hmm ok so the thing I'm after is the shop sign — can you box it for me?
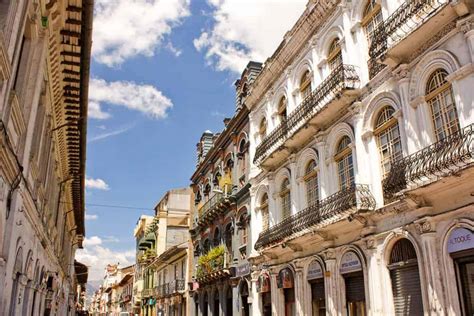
[277,268,294,289]
[257,274,271,293]
[307,260,323,280]
[447,228,474,254]
[340,251,362,274]
[236,263,250,277]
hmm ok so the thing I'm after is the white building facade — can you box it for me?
[0,0,92,315]
[245,1,474,316]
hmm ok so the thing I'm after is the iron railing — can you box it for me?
[254,184,376,250]
[154,279,185,298]
[369,0,447,61]
[195,187,233,227]
[254,64,359,165]
[383,124,474,199]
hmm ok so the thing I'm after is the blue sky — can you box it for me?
[76,0,307,282]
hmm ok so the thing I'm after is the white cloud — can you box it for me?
[85,214,98,221]
[85,177,110,191]
[89,78,173,120]
[93,0,190,66]
[88,101,111,120]
[83,236,103,246]
[88,125,133,143]
[76,238,135,281]
[165,42,183,57]
[194,0,307,73]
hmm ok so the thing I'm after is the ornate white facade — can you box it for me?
[244,1,474,316]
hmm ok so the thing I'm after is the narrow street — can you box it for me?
[1,0,474,315]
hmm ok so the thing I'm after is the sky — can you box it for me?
[76,0,308,284]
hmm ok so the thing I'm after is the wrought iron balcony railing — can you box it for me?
[153,279,185,298]
[254,64,359,165]
[254,184,376,250]
[383,123,474,200]
[369,0,448,61]
[195,188,233,227]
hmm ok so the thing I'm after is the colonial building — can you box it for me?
[133,215,155,314]
[189,61,261,316]
[244,0,474,316]
[0,0,92,314]
[136,188,191,316]
[151,242,189,316]
[115,265,135,315]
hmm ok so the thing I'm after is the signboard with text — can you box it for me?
[340,251,362,274]
[307,260,324,280]
[447,228,474,254]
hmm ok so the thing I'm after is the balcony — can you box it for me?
[369,0,465,69]
[155,279,185,298]
[383,123,474,200]
[254,185,376,250]
[254,64,360,167]
[195,189,233,228]
[196,245,232,284]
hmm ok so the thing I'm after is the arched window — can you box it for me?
[374,106,403,178]
[213,228,221,247]
[304,160,319,206]
[426,69,460,141]
[335,136,354,190]
[280,178,291,220]
[203,239,210,254]
[278,96,288,120]
[259,117,267,139]
[362,0,383,43]
[328,38,343,71]
[260,193,269,231]
[300,70,312,100]
[389,239,423,315]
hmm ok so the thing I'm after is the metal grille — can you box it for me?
[427,69,460,141]
[305,160,319,207]
[383,123,474,200]
[389,239,417,265]
[375,107,403,178]
[390,265,423,316]
[254,64,359,165]
[255,185,375,250]
[336,137,355,190]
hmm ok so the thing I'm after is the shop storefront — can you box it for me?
[388,239,423,315]
[448,227,474,315]
[307,260,325,316]
[257,273,271,316]
[278,268,295,316]
[340,252,365,316]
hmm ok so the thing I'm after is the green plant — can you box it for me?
[196,245,225,278]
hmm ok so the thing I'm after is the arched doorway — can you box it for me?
[257,273,271,316]
[213,289,220,316]
[388,238,423,315]
[202,292,208,316]
[447,227,474,315]
[307,260,325,316]
[10,247,23,315]
[225,286,233,316]
[278,268,295,316]
[240,281,250,316]
[340,251,366,316]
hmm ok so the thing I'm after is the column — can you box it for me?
[288,154,299,215]
[294,266,305,316]
[250,271,260,316]
[323,249,340,316]
[416,219,446,315]
[364,239,385,316]
[395,64,422,154]
[314,137,328,199]
[270,272,283,315]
